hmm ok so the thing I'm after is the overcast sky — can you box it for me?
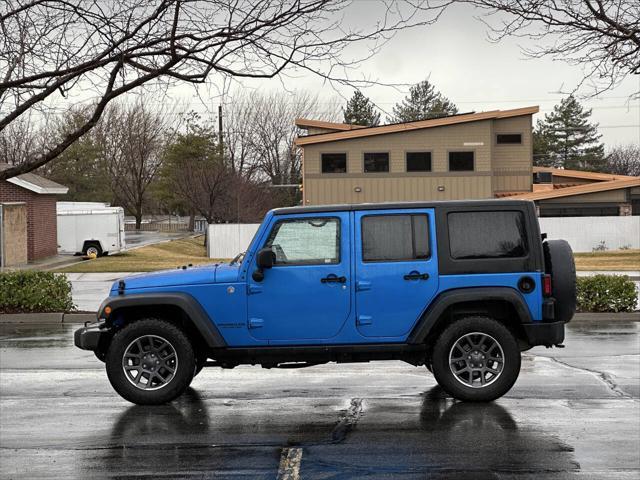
[169,3,639,148]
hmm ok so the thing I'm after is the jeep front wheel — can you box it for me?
[105,319,195,405]
[431,316,521,402]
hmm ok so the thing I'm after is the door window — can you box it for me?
[265,217,340,265]
[361,214,430,262]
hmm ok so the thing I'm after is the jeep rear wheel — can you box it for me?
[106,319,195,405]
[431,316,520,402]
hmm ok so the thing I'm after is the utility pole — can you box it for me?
[218,105,223,157]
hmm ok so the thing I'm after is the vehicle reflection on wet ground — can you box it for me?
[0,319,638,479]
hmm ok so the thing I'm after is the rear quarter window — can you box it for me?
[448,211,528,259]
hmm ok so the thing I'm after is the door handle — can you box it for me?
[404,272,430,281]
[321,275,347,284]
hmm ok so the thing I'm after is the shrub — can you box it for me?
[0,271,75,313]
[577,275,638,313]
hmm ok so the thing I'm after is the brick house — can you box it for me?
[0,164,68,261]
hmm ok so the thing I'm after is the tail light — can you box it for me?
[543,274,552,296]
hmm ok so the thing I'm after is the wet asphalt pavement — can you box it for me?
[0,320,638,479]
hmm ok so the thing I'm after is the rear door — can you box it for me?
[354,209,439,338]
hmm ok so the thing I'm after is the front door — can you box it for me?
[247,212,351,342]
[354,209,439,338]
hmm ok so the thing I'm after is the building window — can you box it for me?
[321,153,347,173]
[406,152,432,172]
[448,151,474,171]
[361,214,430,262]
[448,211,527,259]
[364,152,389,173]
[496,133,522,144]
[265,217,340,265]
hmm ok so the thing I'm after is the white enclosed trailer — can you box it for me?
[57,202,126,256]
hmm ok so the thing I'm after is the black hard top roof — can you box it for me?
[273,199,534,215]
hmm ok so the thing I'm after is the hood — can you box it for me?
[110,263,238,293]
[214,263,242,283]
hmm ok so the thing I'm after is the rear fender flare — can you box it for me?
[98,292,226,348]
[408,287,533,344]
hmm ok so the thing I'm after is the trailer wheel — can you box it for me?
[83,241,103,257]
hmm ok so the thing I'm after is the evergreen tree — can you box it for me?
[390,79,458,123]
[533,95,605,171]
[343,91,380,126]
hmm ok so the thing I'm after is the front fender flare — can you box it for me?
[98,292,226,348]
[408,287,533,344]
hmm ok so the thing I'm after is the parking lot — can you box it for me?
[0,318,638,479]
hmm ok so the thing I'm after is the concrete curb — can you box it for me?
[574,312,640,321]
[0,313,64,323]
[0,312,96,324]
[63,313,97,324]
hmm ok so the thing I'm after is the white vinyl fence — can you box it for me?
[538,216,640,253]
[207,216,640,258]
[208,223,260,259]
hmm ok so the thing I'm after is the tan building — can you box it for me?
[504,167,640,216]
[295,107,640,216]
[295,107,538,205]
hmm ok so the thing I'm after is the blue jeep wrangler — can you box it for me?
[75,200,576,405]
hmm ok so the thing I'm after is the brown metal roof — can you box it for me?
[294,119,367,131]
[494,191,529,198]
[503,177,640,201]
[295,106,540,145]
[532,166,636,181]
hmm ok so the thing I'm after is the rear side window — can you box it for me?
[448,211,527,259]
[265,217,340,265]
[362,214,430,262]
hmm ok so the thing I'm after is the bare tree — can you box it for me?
[96,100,174,228]
[604,145,640,176]
[250,90,337,184]
[0,0,449,180]
[0,115,47,166]
[457,1,640,97]
[224,95,261,181]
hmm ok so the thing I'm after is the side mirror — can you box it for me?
[256,247,274,269]
[252,247,274,282]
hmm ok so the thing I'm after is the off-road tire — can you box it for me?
[431,316,521,402]
[106,318,195,405]
[193,352,208,378]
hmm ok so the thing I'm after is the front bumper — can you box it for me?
[74,322,110,351]
[522,320,565,347]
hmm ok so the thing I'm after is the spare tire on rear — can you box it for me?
[543,239,576,323]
